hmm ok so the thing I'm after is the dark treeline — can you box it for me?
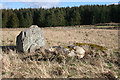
[2,5,120,28]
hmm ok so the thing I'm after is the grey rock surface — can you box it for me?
[73,46,85,58]
[16,25,45,53]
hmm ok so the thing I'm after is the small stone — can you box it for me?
[48,47,56,52]
[82,45,92,54]
[68,50,76,57]
[73,46,85,58]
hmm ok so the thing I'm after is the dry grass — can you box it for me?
[0,27,119,78]
[0,27,118,50]
[1,47,120,78]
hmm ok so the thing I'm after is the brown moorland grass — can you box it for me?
[0,27,118,49]
[1,46,120,78]
[0,26,119,78]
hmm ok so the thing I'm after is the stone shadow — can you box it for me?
[0,46,16,52]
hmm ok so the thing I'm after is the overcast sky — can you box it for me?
[0,0,119,9]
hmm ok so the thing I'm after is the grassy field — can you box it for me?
[0,26,120,78]
[1,27,118,49]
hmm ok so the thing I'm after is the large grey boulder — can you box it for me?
[16,25,45,53]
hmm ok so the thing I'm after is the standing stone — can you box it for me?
[16,25,45,53]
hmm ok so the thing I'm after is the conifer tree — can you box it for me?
[36,8,45,27]
[56,8,65,26]
[2,10,8,28]
[70,8,81,25]
[7,13,19,28]
[24,12,33,27]
[46,9,57,27]
[17,12,26,28]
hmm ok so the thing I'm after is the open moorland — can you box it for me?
[0,26,120,78]
[1,26,118,49]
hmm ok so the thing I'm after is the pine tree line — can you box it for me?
[2,5,120,28]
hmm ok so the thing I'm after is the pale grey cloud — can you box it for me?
[1,0,60,2]
[26,2,60,8]
[0,0,60,9]
[1,0,119,2]
[0,3,8,9]
[0,4,3,9]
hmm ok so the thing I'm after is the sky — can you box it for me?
[0,0,119,9]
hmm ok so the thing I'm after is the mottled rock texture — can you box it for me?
[16,25,45,53]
